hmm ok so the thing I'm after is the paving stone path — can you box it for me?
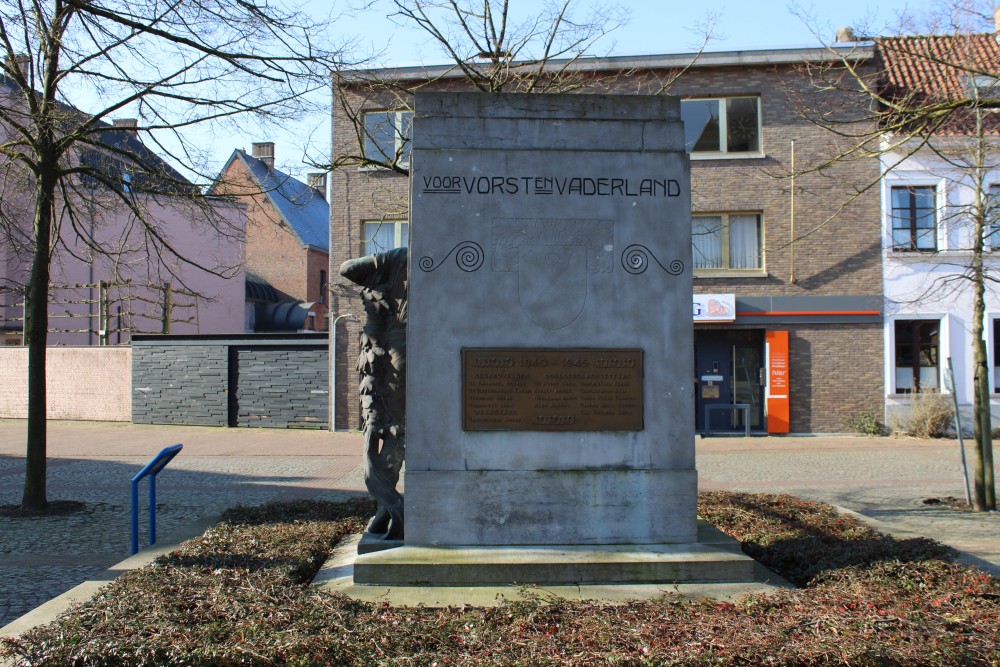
[0,421,366,627]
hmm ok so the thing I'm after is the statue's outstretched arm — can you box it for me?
[340,254,380,287]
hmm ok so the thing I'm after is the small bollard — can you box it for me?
[131,444,183,555]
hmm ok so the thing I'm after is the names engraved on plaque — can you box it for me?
[462,348,643,431]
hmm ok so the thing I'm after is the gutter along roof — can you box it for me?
[339,44,875,82]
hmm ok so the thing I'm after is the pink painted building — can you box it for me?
[0,93,246,345]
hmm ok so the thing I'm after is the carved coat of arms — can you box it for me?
[492,219,613,330]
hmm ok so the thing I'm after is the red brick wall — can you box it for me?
[304,247,329,330]
[218,158,329,306]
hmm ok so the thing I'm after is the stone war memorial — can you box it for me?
[342,92,760,595]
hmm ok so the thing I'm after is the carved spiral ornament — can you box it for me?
[622,245,650,274]
[621,244,684,276]
[419,241,484,273]
[456,242,484,272]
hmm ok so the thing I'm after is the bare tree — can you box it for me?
[792,5,998,510]
[330,0,635,174]
[0,0,350,512]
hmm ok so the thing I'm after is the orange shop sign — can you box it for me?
[765,330,790,434]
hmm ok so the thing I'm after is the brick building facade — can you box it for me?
[329,45,884,433]
[214,142,330,330]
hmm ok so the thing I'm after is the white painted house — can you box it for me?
[876,32,1000,430]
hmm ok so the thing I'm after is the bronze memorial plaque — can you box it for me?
[462,348,643,431]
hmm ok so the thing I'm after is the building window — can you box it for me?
[692,213,761,271]
[681,97,760,155]
[364,220,409,255]
[319,270,327,305]
[987,184,1000,250]
[891,185,937,252]
[363,110,412,167]
[994,318,1000,392]
[894,319,939,393]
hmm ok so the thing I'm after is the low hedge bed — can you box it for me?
[2,493,998,666]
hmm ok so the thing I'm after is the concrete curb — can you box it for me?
[0,513,221,640]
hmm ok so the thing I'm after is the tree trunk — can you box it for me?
[970,102,997,512]
[972,331,992,511]
[21,173,55,511]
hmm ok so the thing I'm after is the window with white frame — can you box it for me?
[681,97,760,155]
[363,110,413,166]
[986,184,1000,250]
[364,220,409,255]
[894,319,940,393]
[890,185,937,252]
[692,213,762,272]
[994,318,1000,392]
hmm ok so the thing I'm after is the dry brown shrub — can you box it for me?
[897,389,954,438]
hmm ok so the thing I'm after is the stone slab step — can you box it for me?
[353,541,756,585]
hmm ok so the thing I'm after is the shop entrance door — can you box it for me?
[694,330,765,433]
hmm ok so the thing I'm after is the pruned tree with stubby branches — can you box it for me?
[0,0,352,513]
[790,3,999,510]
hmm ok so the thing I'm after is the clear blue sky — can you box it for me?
[209,0,942,179]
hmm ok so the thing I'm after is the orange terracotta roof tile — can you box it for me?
[875,33,1000,134]
[877,33,1000,101]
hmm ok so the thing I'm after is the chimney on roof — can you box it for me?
[307,172,327,200]
[252,141,275,172]
[835,27,857,43]
[113,118,138,134]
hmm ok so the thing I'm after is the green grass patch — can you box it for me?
[2,493,998,666]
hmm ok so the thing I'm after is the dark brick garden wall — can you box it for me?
[132,333,329,428]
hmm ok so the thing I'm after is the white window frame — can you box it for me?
[362,110,412,168]
[990,313,1000,395]
[363,219,409,255]
[681,96,763,159]
[692,212,764,277]
[986,183,1000,251]
[889,316,943,394]
[885,180,943,253]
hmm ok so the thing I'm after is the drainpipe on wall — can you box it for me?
[789,139,796,285]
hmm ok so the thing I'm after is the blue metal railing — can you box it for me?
[131,444,183,555]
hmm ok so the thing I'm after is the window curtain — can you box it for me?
[728,214,760,269]
[692,216,722,269]
[364,222,395,255]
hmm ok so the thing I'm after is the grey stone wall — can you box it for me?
[132,343,229,426]
[234,347,329,427]
[132,334,328,428]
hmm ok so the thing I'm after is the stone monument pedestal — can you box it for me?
[333,92,763,597]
